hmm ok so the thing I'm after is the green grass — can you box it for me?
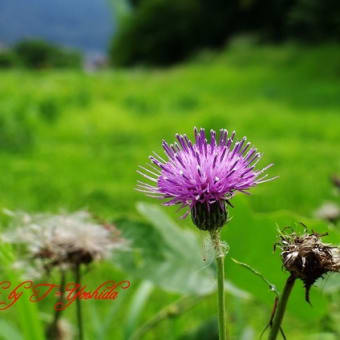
[1,43,340,217]
[0,42,340,339]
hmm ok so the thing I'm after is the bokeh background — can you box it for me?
[0,1,340,339]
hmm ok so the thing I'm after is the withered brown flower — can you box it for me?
[275,227,340,302]
[2,210,128,277]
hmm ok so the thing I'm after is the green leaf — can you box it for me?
[0,242,45,340]
[124,280,154,338]
[113,202,248,297]
[0,319,23,340]
[89,283,129,340]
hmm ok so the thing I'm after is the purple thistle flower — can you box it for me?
[137,127,277,230]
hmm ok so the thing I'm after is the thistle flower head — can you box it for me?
[3,210,127,276]
[137,127,276,229]
[276,228,340,302]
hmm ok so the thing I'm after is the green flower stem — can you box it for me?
[75,264,84,340]
[268,275,296,340]
[210,229,227,340]
[46,269,66,339]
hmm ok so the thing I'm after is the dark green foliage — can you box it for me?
[0,50,18,68]
[13,39,82,69]
[238,0,296,41]
[110,0,202,66]
[180,318,219,340]
[38,97,60,122]
[111,0,340,66]
[110,0,297,66]
[128,0,143,7]
[288,0,340,41]
[52,48,82,68]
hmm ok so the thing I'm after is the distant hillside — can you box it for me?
[0,0,115,54]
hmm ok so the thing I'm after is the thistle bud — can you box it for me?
[276,229,340,302]
[191,201,227,231]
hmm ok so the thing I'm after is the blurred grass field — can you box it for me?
[0,42,340,339]
[1,42,340,217]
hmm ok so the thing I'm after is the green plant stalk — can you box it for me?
[268,275,296,340]
[75,264,84,340]
[210,229,227,340]
[46,269,66,339]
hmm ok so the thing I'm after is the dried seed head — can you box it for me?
[276,228,340,303]
[330,247,340,272]
[2,210,128,276]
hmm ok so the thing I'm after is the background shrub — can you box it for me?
[110,0,201,66]
[288,0,340,41]
[0,50,19,68]
[111,0,340,66]
[13,39,82,69]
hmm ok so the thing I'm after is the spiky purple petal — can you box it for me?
[137,128,276,216]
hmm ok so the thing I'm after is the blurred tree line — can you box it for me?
[0,40,82,69]
[110,0,340,66]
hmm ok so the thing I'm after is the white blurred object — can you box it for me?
[315,202,340,223]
